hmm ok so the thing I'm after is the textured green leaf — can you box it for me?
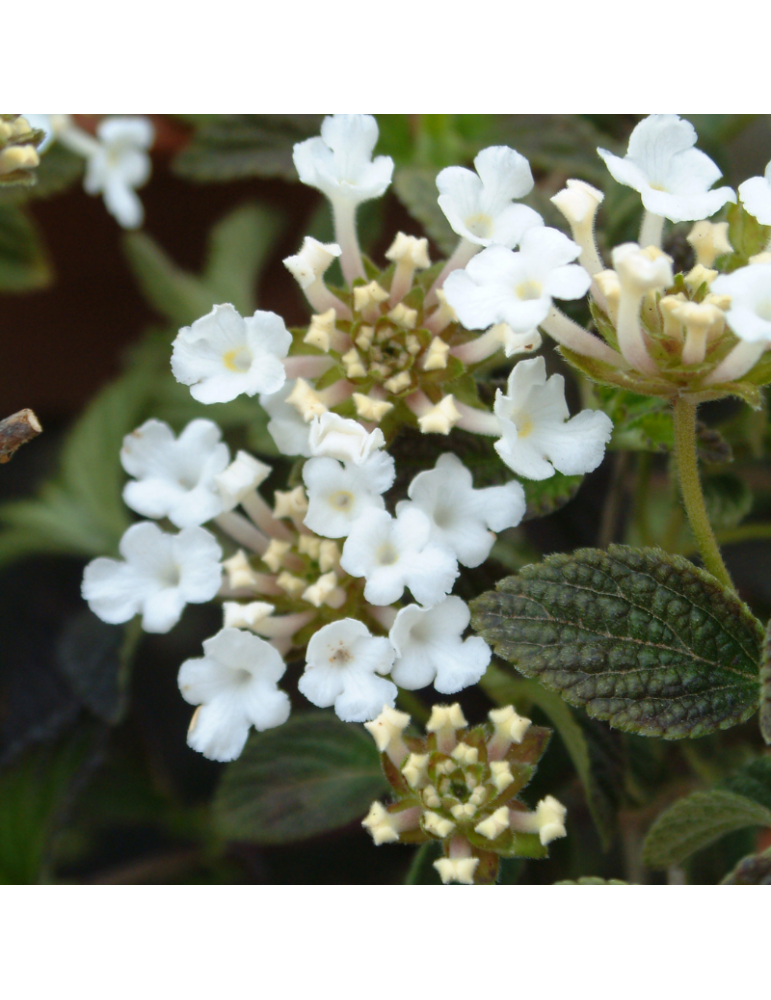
[471,545,763,739]
[55,613,138,724]
[721,847,771,884]
[392,166,457,254]
[173,115,323,182]
[0,203,51,290]
[521,472,584,521]
[722,755,771,812]
[642,789,771,869]
[214,712,387,845]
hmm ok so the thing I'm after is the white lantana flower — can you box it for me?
[340,507,458,607]
[597,114,735,223]
[298,618,396,722]
[303,452,396,538]
[397,452,526,568]
[82,522,222,633]
[436,146,543,248]
[171,303,291,404]
[738,162,771,226]
[179,628,291,762]
[84,116,155,229]
[443,227,591,333]
[260,380,313,457]
[494,356,613,480]
[389,597,491,694]
[712,264,771,343]
[293,114,394,205]
[308,412,385,464]
[121,419,229,527]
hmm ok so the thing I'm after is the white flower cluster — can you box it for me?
[82,113,628,766]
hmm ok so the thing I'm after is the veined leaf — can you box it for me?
[0,203,51,291]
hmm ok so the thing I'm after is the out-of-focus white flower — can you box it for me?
[82,522,222,633]
[179,627,290,762]
[739,162,771,226]
[120,419,229,527]
[293,114,393,205]
[598,115,735,223]
[83,116,154,229]
[389,596,491,694]
[436,146,542,248]
[398,452,525,568]
[308,412,385,464]
[171,303,291,404]
[443,227,591,333]
[712,264,771,343]
[298,618,396,722]
[340,507,458,607]
[303,452,395,538]
[494,357,613,480]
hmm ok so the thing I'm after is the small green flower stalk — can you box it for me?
[362,703,566,884]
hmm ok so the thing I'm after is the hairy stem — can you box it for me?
[672,397,734,590]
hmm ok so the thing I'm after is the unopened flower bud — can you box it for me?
[687,220,732,267]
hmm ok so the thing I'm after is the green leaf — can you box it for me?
[642,789,771,869]
[521,472,584,521]
[173,115,323,182]
[721,200,771,271]
[403,841,441,884]
[761,615,771,745]
[702,473,753,530]
[392,166,457,254]
[214,712,388,845]
[471,545,763,739]
[554,877,628,884]
[204,202,281,315]
[722,755,771,811]
[0,203,51,291]
[721,847,771,884]
[481,664,621,849]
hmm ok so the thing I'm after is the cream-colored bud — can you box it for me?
[422,785,442,810]
[352,393,394,423]
[276,572,306,597]
[386,232,431,269]
[364,705,411,753]
[262,539,292,573]
[427,704,467,734]
[388,303,417,329]
[216,451,272,508]
[435,759,457,776]
[355,325,374,351]
[510,795,567,845]
[342,347,367,379]
[304,308,338,352]
[0,144,39,174]
[286,378,328,422]
[223,600,275,630]
[362,802,401,845]
[273,486,308,519]
[318,540,341,573]
[383,371,413,395]
[489,761,514,793]
[593,269,621,324]
[469,785,488,806]
[402,753,430,790]
[684,264,718,294]
[353,281,389,312]
[423,811,456,839]
[283,237,341,288]
[405,334,422,356]
[451,742,478,766]
[301,571,342,608]
[451,802,477,821]
[659,294,687,339]
[297,535,321,559]
[433,856,478,885]
[551,178,604,225]
[223,550,260,590]
[474,806,510,840]
[613,243,674,295]
[422,337,450,371]
[704,292,732,312]
[489,705,531,745]
[417,394,462,435]
[672,301,725,365]
[687,220,732,267]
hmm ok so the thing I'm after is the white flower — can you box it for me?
[308,412,385,464]
[598,115,735,224]
[398,452,526,568]
[436,145,543,248]
[711,264,771,343]
[443,227,591,333]
[340,507,458,607]
[389,597,491,694]
[171,303,291,404]
[120,419,229,527]
[739,162,771,226]
[303,452,395,538]
[260,380,313,457]
[293,114,393,205]
[494,356,613,480]
[179,628,290,762]
[82,522,222,633]
[298,618,396,722]
[83,116,154,229]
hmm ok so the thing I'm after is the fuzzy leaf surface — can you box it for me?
[214,712,387,845]
[471,545,763,739]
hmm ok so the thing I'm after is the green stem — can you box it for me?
[672,397,734,590]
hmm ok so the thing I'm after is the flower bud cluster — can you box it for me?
[0,115,41,182]
[362,704,567,884]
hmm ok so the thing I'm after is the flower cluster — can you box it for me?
[362,703,567,885]
[82,114,623,776]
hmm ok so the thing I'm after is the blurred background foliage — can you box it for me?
[2,114,771,884]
